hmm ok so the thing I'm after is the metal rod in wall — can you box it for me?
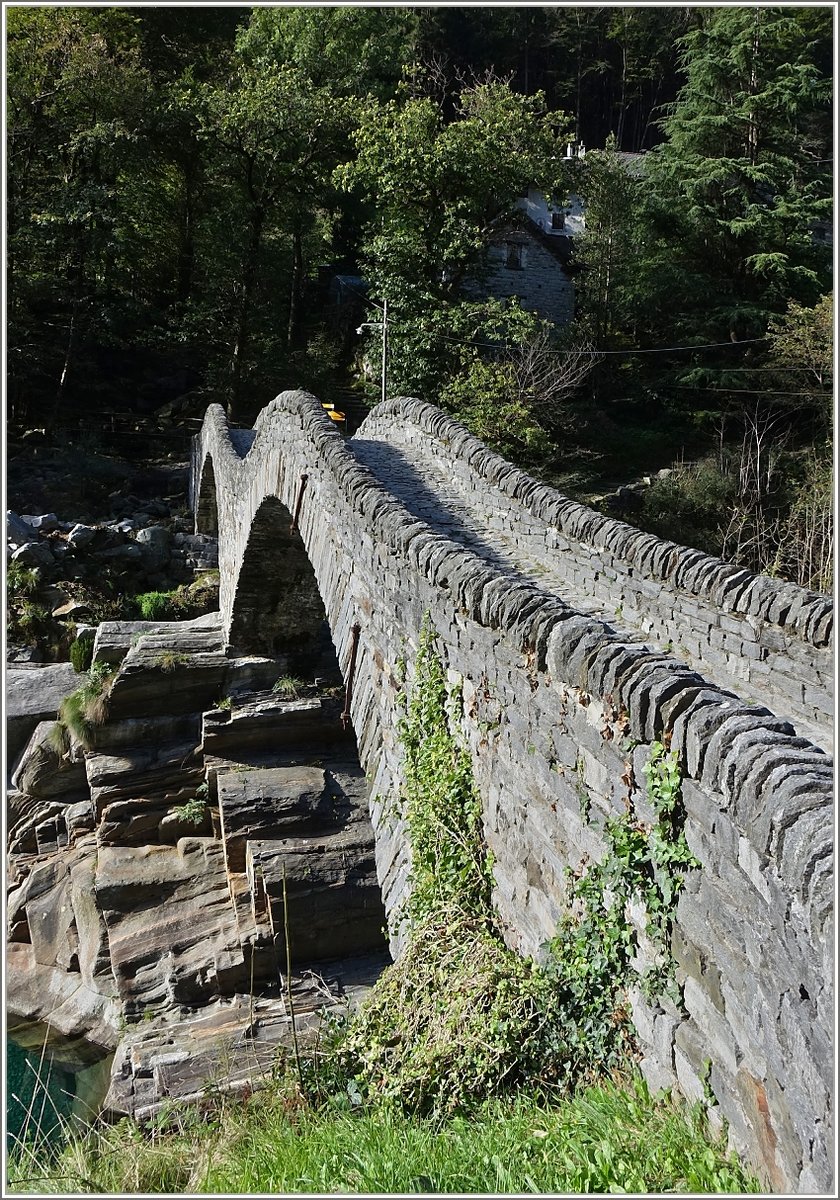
[341,622,362,730]
[289,473,309,533]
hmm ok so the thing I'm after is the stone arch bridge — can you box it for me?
[192,390,833,1193]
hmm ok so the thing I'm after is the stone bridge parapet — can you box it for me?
[192,391,833,1193]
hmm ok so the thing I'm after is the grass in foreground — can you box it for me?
[7,1074,760,1195]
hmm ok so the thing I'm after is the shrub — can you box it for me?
[635,458,736,557]
[6,563,40,598]
[69,630,95,674]
[135,591,180,621]
[58,661,114,748]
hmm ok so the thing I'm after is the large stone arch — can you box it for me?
[228,495,331,666]
[193,391,833,1193]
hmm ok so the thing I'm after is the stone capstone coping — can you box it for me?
[362,396,832,647]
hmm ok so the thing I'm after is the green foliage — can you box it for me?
[69,630,95,674]
[641,6,832,343]
[135,591,182,621]
[772,444,832,595]
[335,619,567,1113]
[272,675,306,699]
[46,720,71,757]
[7,1075,760,1195]
[340,81,571,403]
[171,797,207,824]
[546,742,699,1071]
[6,563,41,599]
[398,621,493,923]
[440,355,553,466]
[573,136,645,345]
[58,661,114,748]
[636,458,737,558]
[7,564,52,648]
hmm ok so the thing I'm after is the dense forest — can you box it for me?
[6,5,834,591]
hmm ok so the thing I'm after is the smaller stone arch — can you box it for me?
[195,456,218,537]
[229,495,331,667]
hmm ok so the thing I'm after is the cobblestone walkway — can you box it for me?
[351,434,826,749]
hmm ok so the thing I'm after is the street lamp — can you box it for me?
[357,299,388,406]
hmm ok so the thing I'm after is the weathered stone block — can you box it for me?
[218,766,332,872]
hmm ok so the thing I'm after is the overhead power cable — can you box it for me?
[344,285,796,359]
[672,386,830,397]
[427,330,769,356]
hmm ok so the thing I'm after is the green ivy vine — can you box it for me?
[336,617,561,1114]
[545,741,699,1077]
[334,620,698,1113]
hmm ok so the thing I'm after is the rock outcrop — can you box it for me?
[6,616,389,1120]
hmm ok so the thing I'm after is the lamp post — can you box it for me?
[357,299,388,405]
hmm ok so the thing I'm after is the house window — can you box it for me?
[506,242,524,270]
[551,211,565,230]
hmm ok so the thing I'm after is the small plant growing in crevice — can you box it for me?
[216,695,233,712]
[154,650,190,673]
[172,797,208,824]
[69,630,95,673]
[47,719,71,758]
[58,660,115,748]
[272,674,306,699]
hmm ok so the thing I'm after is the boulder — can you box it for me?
[52,599,94,619]
[86,739,204,812]
[95,839,250,1007]
[202,696,344,760]
[134,525,171,572]
[6,942,121,1060]
[11,541,54,569]
[138,500,171,519]
[12,720,88,800]
[21,512,59,532]
[103,623,276,721]
[6,662,79,773]
[93,543,144,563]
[67,523,96,549]
[217,766,332,872]
[247,823,386,964]
[7,510,35,546]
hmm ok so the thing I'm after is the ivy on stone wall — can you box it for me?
[544,741,699,1076]
[337,617,562,1113]
[336,620,698,1112]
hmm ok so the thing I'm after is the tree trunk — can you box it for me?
[177,164,196,304]
[229,205,264,423]
[287,218,304,351]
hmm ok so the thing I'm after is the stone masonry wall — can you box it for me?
[192,392,833,1193]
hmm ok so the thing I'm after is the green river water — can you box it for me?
[6,1037,112,1153]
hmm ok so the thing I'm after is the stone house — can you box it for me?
[475,208,579,326]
